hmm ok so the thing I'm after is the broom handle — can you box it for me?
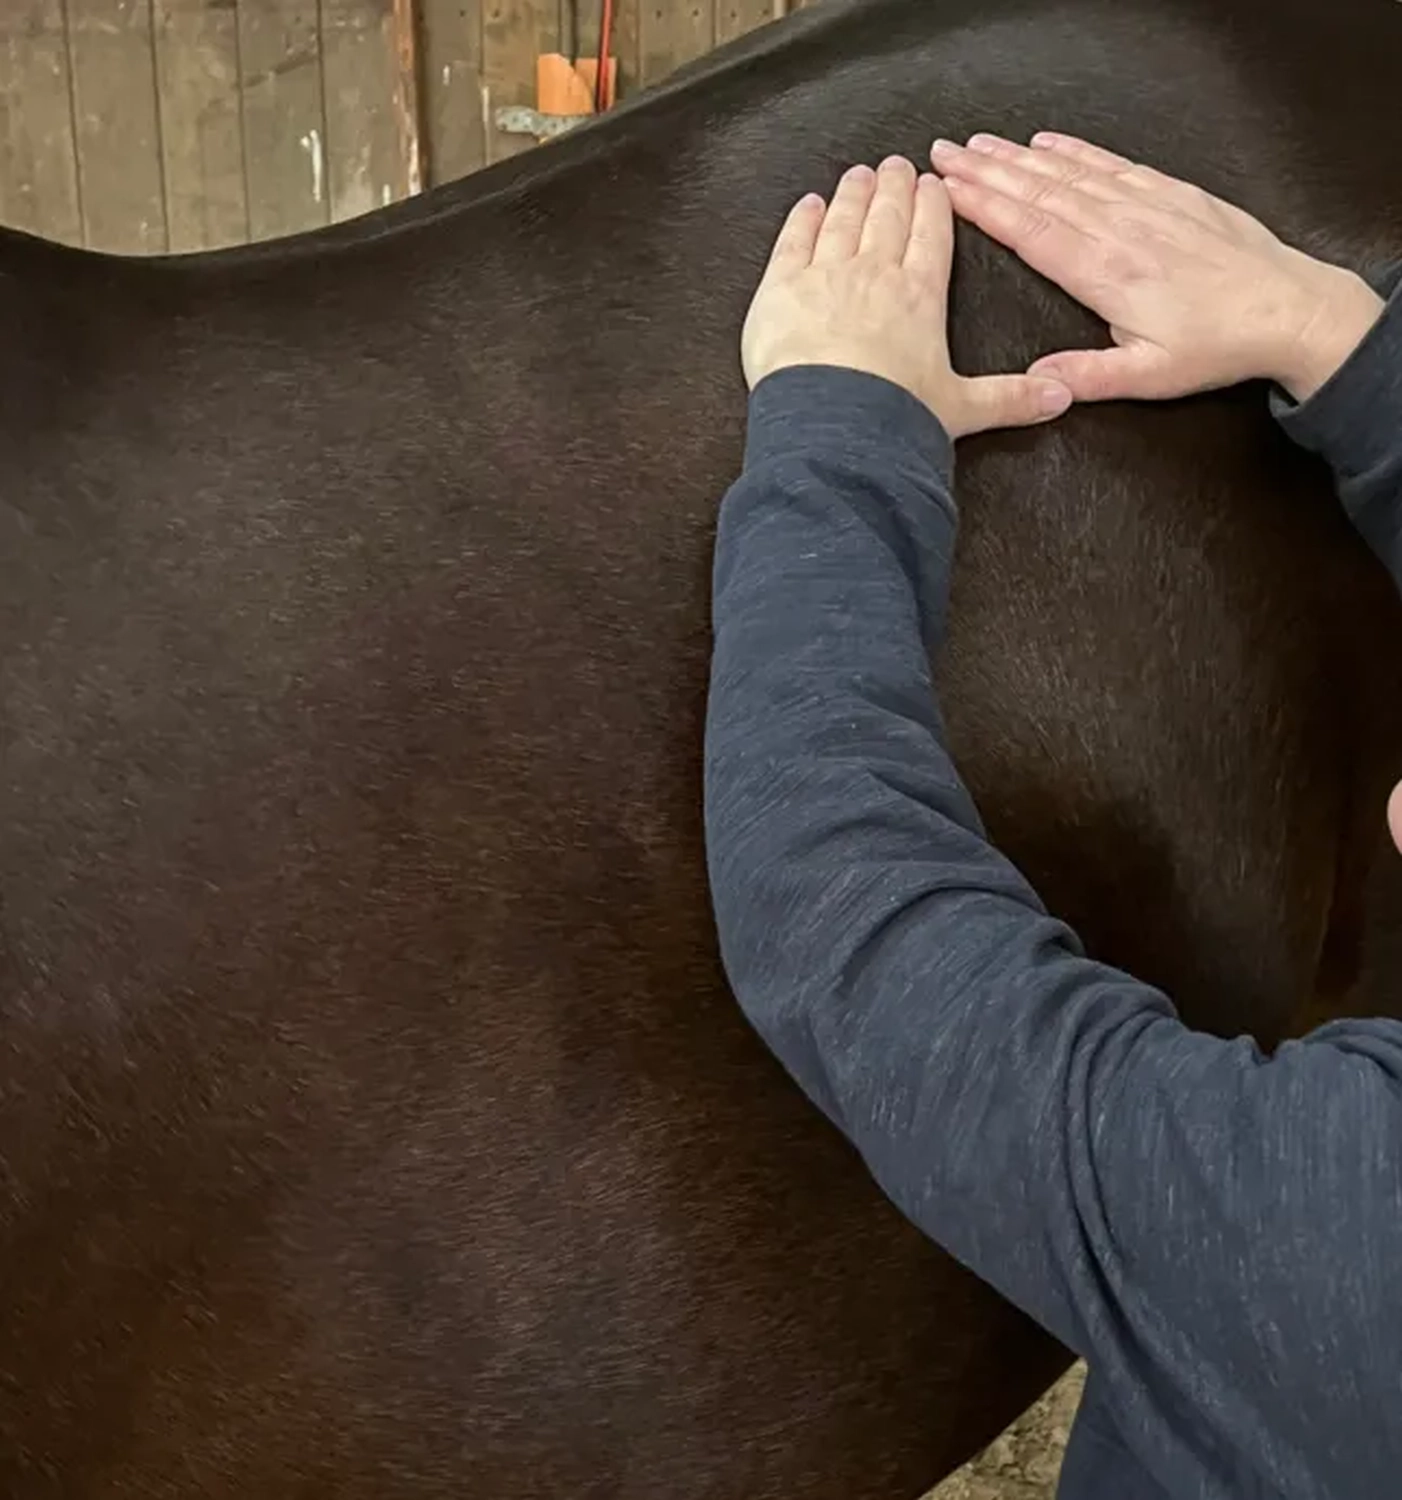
[594,0,615,111]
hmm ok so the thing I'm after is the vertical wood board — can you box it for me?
[153,0,248,251]
[714,0,770,44]
[237,0,328,240]
[322,0,414,222]
[418,0,487,184]
[0,0,82,243]
[640,0,712,87]
[67,0,167,252]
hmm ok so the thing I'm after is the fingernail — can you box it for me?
[1038,381,1073,415]
[1030,132,1058,148]
[879,154,911,172]
[930,138,960,156]
[844,163,876,180]
[966,133,1002,153]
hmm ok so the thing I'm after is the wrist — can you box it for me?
[1274,261,1386,403]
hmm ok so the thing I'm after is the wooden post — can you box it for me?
[391,0,424,198]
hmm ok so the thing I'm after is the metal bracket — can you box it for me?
[493,106,592,140]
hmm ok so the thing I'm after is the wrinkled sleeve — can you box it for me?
[705,360,1402,1496]
[1272,265,1402,583]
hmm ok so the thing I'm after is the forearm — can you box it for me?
[705,365,1180,1351]
[705,365,1402,1491]
[1273,265,1402,584]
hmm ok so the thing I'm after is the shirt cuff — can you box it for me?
[1270,264,1402,473]
[744,365,955,498]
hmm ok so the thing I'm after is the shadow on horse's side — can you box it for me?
[0,0,1399,1493]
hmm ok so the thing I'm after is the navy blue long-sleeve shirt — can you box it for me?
[704,278,1402,1500]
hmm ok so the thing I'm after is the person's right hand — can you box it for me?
[929,131,1385,404]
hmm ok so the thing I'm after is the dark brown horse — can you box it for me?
[1,0,1399,1494]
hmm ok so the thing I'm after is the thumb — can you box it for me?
[1389,782,1402,856]
[1027,340,1174,402]
[949,374,1073,437]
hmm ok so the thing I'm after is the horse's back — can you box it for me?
[0,207,1058,1500]
[1,0,1401,1496]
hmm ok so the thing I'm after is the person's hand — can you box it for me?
[741,156,1073,439]
[929,132,1385,404]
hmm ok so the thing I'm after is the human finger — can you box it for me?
[959,133,1149,207]
[761,192,825,282]
[952,372,1073,438]
[929,139,1127,220]
[902,173,953,280]
[932,138,1118,230]
[813,163,877,264]
[1027,131,1136,173]
[1027,132,1230,224]
[981,132,1283,275]
[939,173,1107,306]
[953,134,1212,233]
[1026,341,1178,403]
[858,156,918,263]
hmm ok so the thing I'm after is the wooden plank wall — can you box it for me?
[0,0,793,253]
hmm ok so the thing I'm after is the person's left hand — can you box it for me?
[741,155,1072,439]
